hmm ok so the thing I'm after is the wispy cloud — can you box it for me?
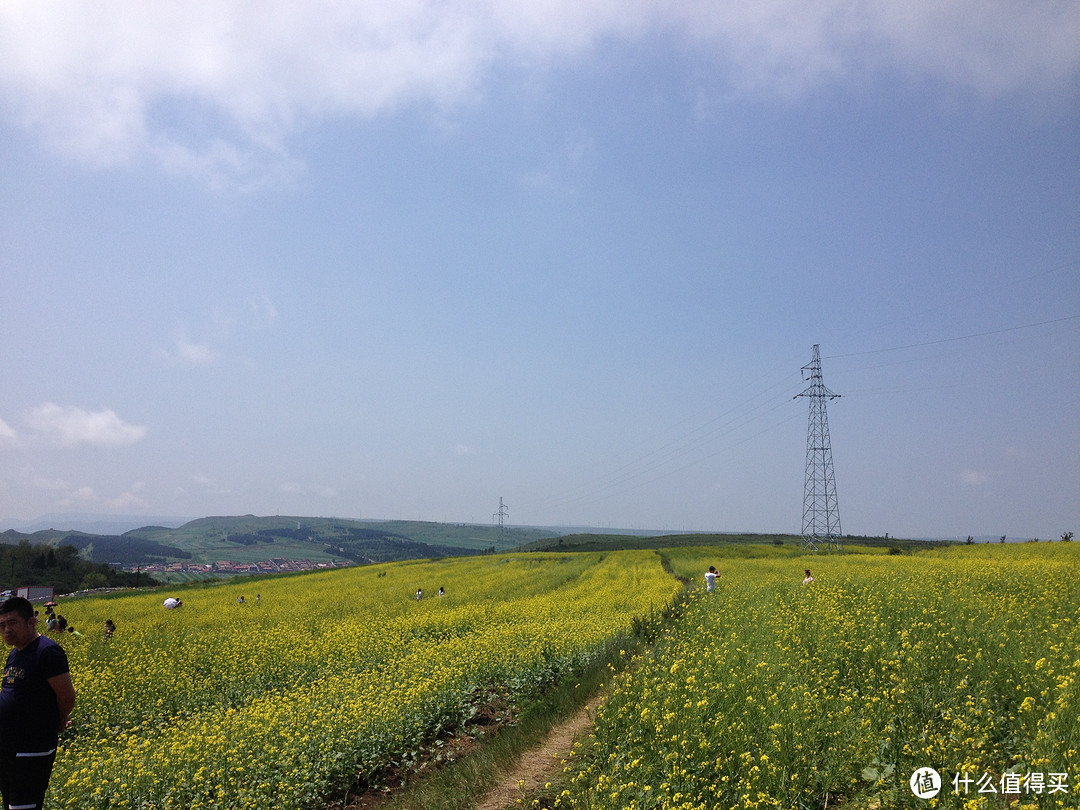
[175,334,218,365]
[105,489,150,511]
[68,486,97,504]
[180,473,232,498]
[960,468,989,486]
[1,1,1075,184]
[164,295,277,365]
[25,403,148,448]
[245,295,279,329]
[279,482,339,499]
[43,479,149,511]
[0,417,16,446]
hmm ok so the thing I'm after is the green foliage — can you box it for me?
[517,532,802,553]
[518,532,945,554]
[0,541,158,593]
[79,572,109,591]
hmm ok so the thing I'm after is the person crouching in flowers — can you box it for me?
[704,566,720,592]
[802,569,814,585]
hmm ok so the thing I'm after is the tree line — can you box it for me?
[0,541,159,594]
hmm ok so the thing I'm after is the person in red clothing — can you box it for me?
[0,597,76,810]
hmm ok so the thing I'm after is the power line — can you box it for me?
[520,401,802,517]
[514,371,804,518]
[511,266,1076,526]
[825,314,1079,360]
[826,259,1080,351]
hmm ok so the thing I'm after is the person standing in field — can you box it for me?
[0,596,76,810]
[704,566,720,592]
[802,569,814,585]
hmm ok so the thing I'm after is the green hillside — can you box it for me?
[125,515,556,559]
[2,516,560,573]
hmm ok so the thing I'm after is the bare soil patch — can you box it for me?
[333,690,602,810]
[473,697,600,810]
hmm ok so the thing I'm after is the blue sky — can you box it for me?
[1,1,1077,539]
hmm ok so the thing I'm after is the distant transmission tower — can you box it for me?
[493,497,509,535]
[795,345,842,552]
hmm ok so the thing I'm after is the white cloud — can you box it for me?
[176,335,218,365]
[185,473,232,496]
[0,417,17,446]
[279,482,340,499]
[168,296,277,364]
[69,486,96,503]
[960,468,989,486]
[246,295,279,329]
[31,473,71,492]
[0,1,1075,184]
[25,403,148,448]
[105,487,149,511]
[39,479,149,511]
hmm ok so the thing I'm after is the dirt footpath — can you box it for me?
[473,698,601,810]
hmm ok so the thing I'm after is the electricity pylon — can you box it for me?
[493,497,509,534]
[795,345,842,552]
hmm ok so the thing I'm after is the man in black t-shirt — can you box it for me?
[0,597,76,810]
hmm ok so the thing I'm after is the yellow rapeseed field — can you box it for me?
[48,550,680,809]
[557,543,1079,810]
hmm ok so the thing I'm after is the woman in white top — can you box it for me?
[704,566,719,592]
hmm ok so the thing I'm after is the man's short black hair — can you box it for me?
[0,596,35,620]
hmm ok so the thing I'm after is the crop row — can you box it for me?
[49,550,681,809]
[557,543,1080,810]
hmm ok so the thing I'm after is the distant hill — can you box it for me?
[1,517,954,569]
[59,534,193,566]
[124,515,556,560]
[1,516,561,571]
[0,514,192,535]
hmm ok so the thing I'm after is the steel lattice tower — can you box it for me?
[493,497,509,534]
[795,345,842,552]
